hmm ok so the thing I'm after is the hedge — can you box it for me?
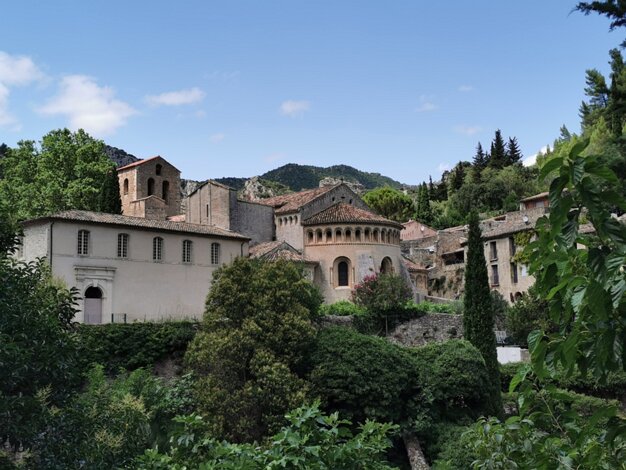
[76,321,198,373]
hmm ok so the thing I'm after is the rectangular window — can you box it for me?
[211,242,220,265]
[78,230,90,255]
[491,264,499,286]
[182,240,192,263]
[117,233,129,258]
[511,262,518,284]
[489,241,498,261]
[509,237,516,256]
[153,237,163,261]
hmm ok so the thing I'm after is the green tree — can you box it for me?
[415,183,433,224]
[577,1,626,47]
[363,187,415,223]
[462,211,502,417]
[97,167,122,214]
[488,130,507,169]
[184,258,322,443]
[506,136,523,165]
[0,128,118,220]
[0,227,80,450]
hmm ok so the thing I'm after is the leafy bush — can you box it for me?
[410,300,461,314]
[135,401,399,469]
[31,365,156,469]
[428,423,476,469]
[505,287,553,347]
[309,327,420,426]
[319,300,365,316]
[76,321,198,372]
[0,257,80,450]
[352,273,412,314]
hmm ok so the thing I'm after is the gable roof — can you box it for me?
[302,202,402,228]
[117,156,179,172]
[22,210,249,240]
[262,185,337,214]
[249,240,317,263]
[186,179,234,198]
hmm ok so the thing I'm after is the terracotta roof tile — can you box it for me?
[262,186,336,214]
[116,156,162,171]
[249,241,317,263]
[22,210,249,240]
[302,202,402,228]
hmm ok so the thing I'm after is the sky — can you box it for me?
[0,1,622,185]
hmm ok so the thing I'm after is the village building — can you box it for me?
[18,155,409,322]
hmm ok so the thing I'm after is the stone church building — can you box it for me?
[19,155,411,323]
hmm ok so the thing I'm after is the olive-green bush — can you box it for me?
[319,300,366,316]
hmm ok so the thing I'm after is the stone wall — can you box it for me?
[300,184,367,220]
[387,313,463,347]
[231,199,275,245]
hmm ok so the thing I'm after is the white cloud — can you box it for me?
[210,132,225,143]
[415,94,437,112]
[146,87,205,106]
[438,162,451,172]
[0,51,44,86]
[458,85,474,92]
[0,51,45,129]
[523,145,549,167]
[454,125,482,136]
[280,100,310,117]
[38,75,136,136]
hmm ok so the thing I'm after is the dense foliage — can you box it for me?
[76,321,198,372]
[318,300,366,316]
[0,252,80,450]
[462,211,503,417]
[352,273,412,314]
[185,258,323,443]
[362,186,415,222]
[504,286,553,347]
[136,401,399,469]
[0,128,121,221]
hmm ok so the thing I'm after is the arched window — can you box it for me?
[335,228,342,242]
[117,233,129,258]
[345,228,352,241]
[355,228,361,242]
[294,216,298,224]
[316,229,323,243]
[153,237,163,261]
[147,178,155,196]
[307,231,314,244]
[162,180,170,203]
[373,229,379,242]
[325,229,332,243]
[182,240,192,263]
[289,216,293,224]
[85,286,102,299]
[156,164,162,175]
[211,242,220,265]
[381,257,393,274]
[77,230,90,255]
[381,229,387,244]
[123,178,129,195]
[364,228,371,241]
[334,257,351,287]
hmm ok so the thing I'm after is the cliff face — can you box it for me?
[104,145,140,168]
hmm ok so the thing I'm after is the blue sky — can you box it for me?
[0,1,621,184]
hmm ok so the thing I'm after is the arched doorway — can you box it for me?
[84,286,103,324]
[380,257,393,274]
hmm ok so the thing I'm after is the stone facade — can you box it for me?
[118,156,181,219]
[388,313,464,347]
[401,220,437,241]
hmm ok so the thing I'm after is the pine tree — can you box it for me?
[473,142,487,170]
[489,129,507,169]
[97,168,122,214]
[506,137,523,165]
[463,211,503,417]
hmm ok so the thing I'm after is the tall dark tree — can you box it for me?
[607,48,626,135]
[97,168,122,214]
[473,142,487,170]
[462,211,502,417]
[488,130,507,169]
[415,183,433,224]
[0,143,8,180]
[506,137,523,165]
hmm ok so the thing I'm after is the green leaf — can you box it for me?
[539,157,563,180]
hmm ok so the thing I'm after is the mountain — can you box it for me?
[215,163,406,192]
[104,145,140,167]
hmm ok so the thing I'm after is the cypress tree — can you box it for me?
[415,183,433,224]
[473,142,487,170]
[98,168,122,214]
[506,137,523,165]
[489,129,507,169]
[463,210,503,417]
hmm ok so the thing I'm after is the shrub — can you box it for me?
[319,300,365,316]
[505,287,553,347]
[76,321,198,373]
[352,273,412,314]
[410,301,460,314]
[309,327,419,426]
[428,423,476,469]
